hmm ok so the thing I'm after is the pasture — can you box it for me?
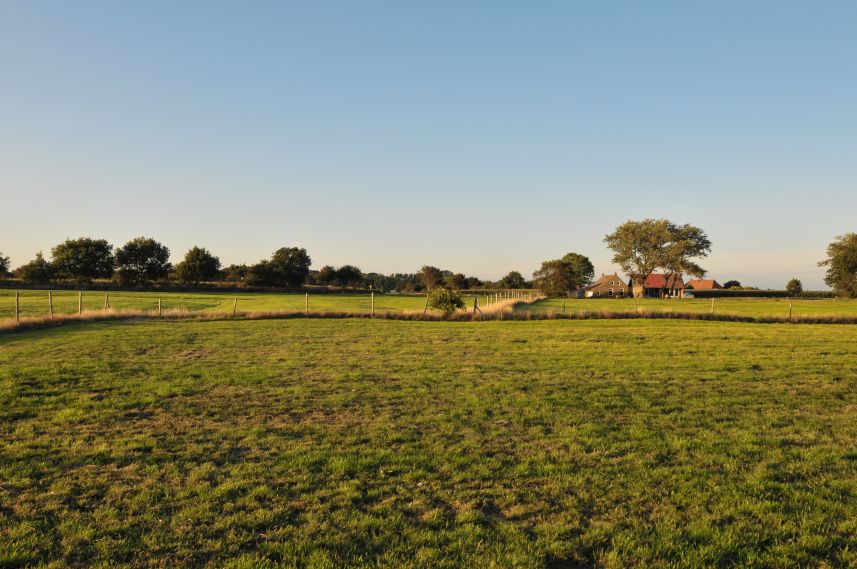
[0,289,429,320]
[2,318,856,567]
[519,296,857,319]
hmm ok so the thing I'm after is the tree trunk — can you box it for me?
[633,278,645,298]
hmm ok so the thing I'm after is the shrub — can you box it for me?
[427,288,465,318]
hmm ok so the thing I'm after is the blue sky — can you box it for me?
[2,1,855,288]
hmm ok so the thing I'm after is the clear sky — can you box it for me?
[2,1,855,288]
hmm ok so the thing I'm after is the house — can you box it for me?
[683,279,722,298]
[585,274,629,298]
[642,273,685,298]
[686,279,722,290]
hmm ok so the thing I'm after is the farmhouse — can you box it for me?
[686,279,723,290]
[585,274,628,297]
[642,273,685,298]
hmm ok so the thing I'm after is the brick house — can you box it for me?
[585,274,629,298]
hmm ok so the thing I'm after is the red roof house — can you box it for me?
[686,279,722,290]
[642,273,685,298]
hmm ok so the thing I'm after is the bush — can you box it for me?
[427,288,465,318]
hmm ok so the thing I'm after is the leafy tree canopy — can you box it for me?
[115,237,171,285]
[819,233,857,298]
[175,246,221,285]
[51,237,114,283]
[604,219,711,297]
[427,288,465,318]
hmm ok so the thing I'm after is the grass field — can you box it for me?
[519,296,857,319]
[3,289,857,323]
[0,289,433,320]
[2,318,856,567]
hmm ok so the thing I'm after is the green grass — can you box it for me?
[0,289,438,320]
[2,318,856,567]
[520,296,857,318]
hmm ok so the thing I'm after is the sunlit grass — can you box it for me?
[1,318,856,567]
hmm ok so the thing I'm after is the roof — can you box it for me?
[585,273,626,290]
[644,273,685,289]
[686,279,722,290]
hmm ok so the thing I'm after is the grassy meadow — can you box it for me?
[0,289,432,320]
[3,288,857,323]
[2,318,856,567]
[519,296,857,319]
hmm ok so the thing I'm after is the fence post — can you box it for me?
[305,292,309,315]
[78,291,83,314]
[789,302,793,322]
[48,290,53,320]
[371,292,375,317]
[633,299,638,313]
[423,293,429,314]
[158,298,163,317]
[232,297,237,316]
[15,292,19,323]
[710,298,715,314]
[562,298,566,314]
[104,294,109,310]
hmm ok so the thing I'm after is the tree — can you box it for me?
[419,266,444,290]
[604,219,711,298]
[786,278,803,296]
[223,264,248,282]
[444,272,468,290]
[0,252,9,278]
[16,252,55,284]
[114,237,171,285]
[51,237,114,283]
[175,246,221,285]
[269,247,312,288]
[316,265,337,286]
[499,271,527,289]
[245,260,276,286]
[335,265,363,287]
[723,280,741,289]
[819,233,857,298]
[465,276,483,289]
[533,253,594,297]
[427,288,465,318]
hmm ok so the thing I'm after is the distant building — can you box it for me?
[585,274,629,298]
[686,279,723,290]
[642,273,685,298]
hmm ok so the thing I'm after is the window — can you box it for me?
[608,288,614,296]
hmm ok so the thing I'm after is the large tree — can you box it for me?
[335,265,363,287]
[0,252,9,277]
[51,237,114,283]
[604,219,711,297]
[819,233,857,298]
[419,266,444,290]
[175,246,221,285]
[533,253,594,297]
[269,247,312,288]
[115,237,172,285]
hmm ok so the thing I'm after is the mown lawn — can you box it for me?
[520,297,857,318]
[1,319,856,568]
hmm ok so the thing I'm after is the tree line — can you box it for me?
[1,225,855,297]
